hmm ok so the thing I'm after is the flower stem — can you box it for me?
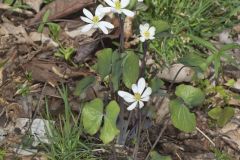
[133,109,142,159]
[119,15,124,53]
[140,41,148,77]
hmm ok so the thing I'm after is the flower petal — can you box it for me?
[98,24,109,34]
[118,91,135,103]
[137,77,146,94]
[140,36,145,42]
[139,101,144,109]
[127,101,137,110]
[81,24,94,32]
[139,24,144,32]
[149,36,155,40]
[121,0,130,8]
[142,87,152,98]
[99,7,112,15]
[98,21,114,29]
[149,26,156,35]
[141,96,149,102]
[143,23,150,31]
[105,0,115,7]
[132,84,138,94]
[121,9,134,17]
[80,16,93,23]
[83,8,93,19]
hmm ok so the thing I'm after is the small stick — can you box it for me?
[196,127,215,147]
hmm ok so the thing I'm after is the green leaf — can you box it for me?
[82,98,103,135]
[100,101,120,144]
[175,84,205,108]
[225,79,236,87]
[37,23,45,33]
[111,51,122,91]
[42,10,50,23]
[217,107,234,127]
[208,107,234,127]
[179,54,208,72]
[151,20,170,33]
[188,34,218,53]
[122,51,139,88]
[47,22,61,40]
[150,77,164,93]
[219,43,240,54]
[74,76,96,96]
[208,107,222,120]
[37,10,50,33]
[96,48,113,79]
[127,0,137,10]
[150,151,172,160]
[169,99,196,132]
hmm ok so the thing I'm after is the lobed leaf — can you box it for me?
[100,101,120,144]
[82,98,103,135]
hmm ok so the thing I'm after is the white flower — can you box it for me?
[103,0,135,17]
[118,78,152,111]
[80,5,114,34]
[139,23,156,42]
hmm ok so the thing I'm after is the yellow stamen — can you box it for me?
[144,31,150,39]
[92,16,99,24]
[134,93,141,101]
[115,0,121,10]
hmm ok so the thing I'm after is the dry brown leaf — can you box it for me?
[22,59,91,86]
[23,0,43,12]
[124,17,133,41]
[220,109,240,150]
[75,39,99,62]
[6,103,23,123]
[29,0,94,25]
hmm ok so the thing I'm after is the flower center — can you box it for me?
[134,93,141,101]
[115,0,121,10]
[92,16,99,24]
[144,31,150,39]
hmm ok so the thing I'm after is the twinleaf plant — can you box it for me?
[82,99,120,144]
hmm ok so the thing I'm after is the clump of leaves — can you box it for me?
[54,47,75,61]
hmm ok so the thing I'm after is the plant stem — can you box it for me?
[133,109,142,159]
[119,15,124,53]
[100,33,105,48]
[140,41,148,77]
